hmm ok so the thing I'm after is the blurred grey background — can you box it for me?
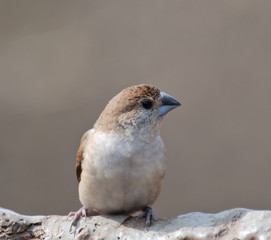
[0,0,271,218]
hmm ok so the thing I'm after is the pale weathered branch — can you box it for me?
[1,207,271,239]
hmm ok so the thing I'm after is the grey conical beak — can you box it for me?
[158,92,181,117]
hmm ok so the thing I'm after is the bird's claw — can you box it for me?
[67,207,88,232]
[137,207,158,227]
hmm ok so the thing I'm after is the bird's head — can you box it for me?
[94,84,181,138]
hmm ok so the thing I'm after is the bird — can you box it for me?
[68,84,181,229]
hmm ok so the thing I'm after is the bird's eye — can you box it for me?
[140,99,153,110]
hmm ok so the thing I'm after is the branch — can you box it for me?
[0,207,271,239]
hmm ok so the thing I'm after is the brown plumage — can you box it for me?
[94,84,161,132]
[76,130,91,182]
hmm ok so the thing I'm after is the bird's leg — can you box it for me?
[137,206,158,227]
[67,207,88,232]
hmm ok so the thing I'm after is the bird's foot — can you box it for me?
[137,206,158,227]
[67,207,88,232]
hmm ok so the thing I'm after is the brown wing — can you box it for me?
[76,129,92,182]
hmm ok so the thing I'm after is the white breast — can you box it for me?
[79,130,166,214]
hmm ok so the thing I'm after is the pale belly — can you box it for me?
[79,133,166,214]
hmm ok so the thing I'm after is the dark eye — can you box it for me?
[140,99,153,110]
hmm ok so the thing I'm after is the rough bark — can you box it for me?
[1,207,271,239]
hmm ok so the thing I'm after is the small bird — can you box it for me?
[69,84,180,229]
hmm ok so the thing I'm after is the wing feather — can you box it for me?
[76,129,93,182]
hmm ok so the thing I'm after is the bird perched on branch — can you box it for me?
[68,84,180,229]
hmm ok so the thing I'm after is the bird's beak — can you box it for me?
[158,92,181,117]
